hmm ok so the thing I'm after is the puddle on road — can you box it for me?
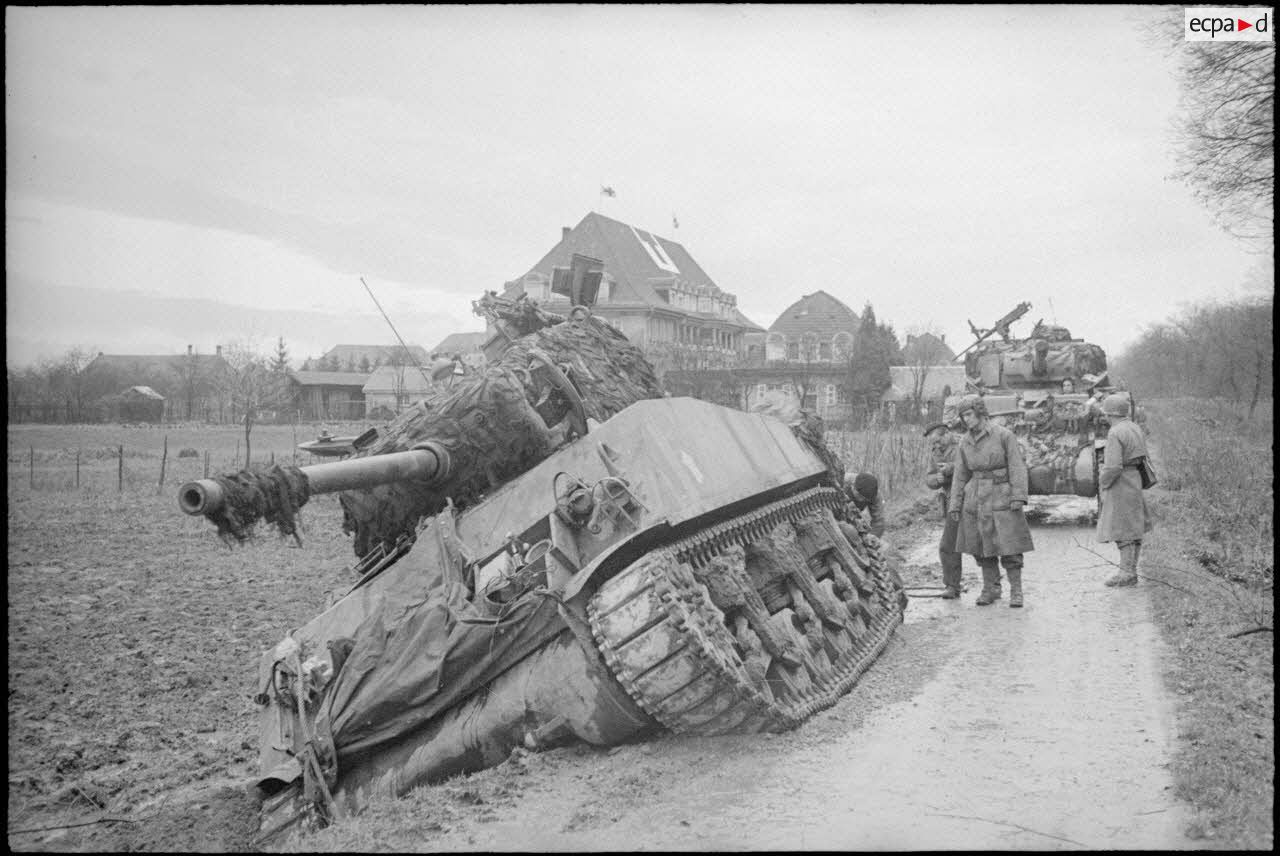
[903,594,953,625]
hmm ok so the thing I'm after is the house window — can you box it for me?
[802,332,819,362]
[819,342,832,361]
[782,382,794,395]
[786,342,799,361]
[766,333,786,361]
[834,332,853,361]
[825,384,836,405]
[756,383,767,401]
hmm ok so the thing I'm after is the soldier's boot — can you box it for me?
[1006,566,1023,608]
[1105,541,1140,587]
[939,548,962,599]
[975,559,1002,606]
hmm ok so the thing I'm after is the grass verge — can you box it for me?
[1137,399,1273,849]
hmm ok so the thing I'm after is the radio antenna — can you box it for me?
[360,277,433,387]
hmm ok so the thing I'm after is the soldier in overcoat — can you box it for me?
[1096,393,1153,586]
[948,395,1035,607]
[924,422,962,599]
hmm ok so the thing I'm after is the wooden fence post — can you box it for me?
[76,448,81,489]
[29,446,34,489]
[118,444,124,492]
[158,435,169,493]
[204,450,210,478]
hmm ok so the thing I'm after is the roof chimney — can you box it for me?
[187,344,193,355]
[216,345,222,357]
[561,226,571,242]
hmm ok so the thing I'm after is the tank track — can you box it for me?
[587,486,904,736]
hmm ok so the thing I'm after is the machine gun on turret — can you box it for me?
[954,301,1032,362]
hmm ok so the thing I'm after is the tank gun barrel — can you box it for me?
[177,443,452,517]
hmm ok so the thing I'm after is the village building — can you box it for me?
[308,344,430,373]
[501,212,762,376]
[881,364,969,423]
[99,385,166,424]
[735,293,962,426]
[901,331,956,364]
[289,371,368,422]
[362,364,437,418]
[738,291,861,421]
[80,345,230,422]
[430,331,488,370]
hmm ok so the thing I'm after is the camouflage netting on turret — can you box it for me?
[339,315,664,557]
[204,464,310,545]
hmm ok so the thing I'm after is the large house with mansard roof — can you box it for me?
[500,211,762,375]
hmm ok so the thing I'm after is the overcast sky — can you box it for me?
[5,5,1269,369]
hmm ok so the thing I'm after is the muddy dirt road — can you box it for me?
[310,521,1192,852]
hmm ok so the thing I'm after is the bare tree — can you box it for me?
[1113,292,1273,416]
[218,341,290,467]
[903,327,954,423]
[172,349,211,420]
[1147,7,1275,242]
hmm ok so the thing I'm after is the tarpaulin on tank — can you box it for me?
[984,341,1107,385]
[308,552,568,774]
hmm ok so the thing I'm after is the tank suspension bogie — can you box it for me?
[588,487,904,738]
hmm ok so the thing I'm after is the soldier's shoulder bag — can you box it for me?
[1136,456,1158,490]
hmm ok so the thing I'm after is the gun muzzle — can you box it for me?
[178,443,452,517]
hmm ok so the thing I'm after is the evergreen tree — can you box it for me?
[846,303,894,418]
[270,336,291,375]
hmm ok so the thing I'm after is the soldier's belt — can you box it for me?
[971,468,1009,482]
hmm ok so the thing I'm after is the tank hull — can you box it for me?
[252,398,906,842]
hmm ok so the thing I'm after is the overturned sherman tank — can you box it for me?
[943,302,1137,508]
[179,292,907,842]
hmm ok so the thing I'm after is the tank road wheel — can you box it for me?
[588,487,904,736]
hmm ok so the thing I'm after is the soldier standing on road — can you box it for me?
[924,422,963,599]
[1096,394,1153,587]
[949,395,1035,607]
[844,472,885,538]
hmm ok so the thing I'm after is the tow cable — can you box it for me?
[903,585,952,598]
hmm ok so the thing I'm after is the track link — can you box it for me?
[588,487,904,736]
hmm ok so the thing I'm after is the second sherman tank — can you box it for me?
[180,292,907,842]
[943,302,1139,510]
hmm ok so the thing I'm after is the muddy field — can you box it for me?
[7,424,358,851]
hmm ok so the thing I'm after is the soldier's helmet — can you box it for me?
[956,394,987,418]
[1102,393,1131,417]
